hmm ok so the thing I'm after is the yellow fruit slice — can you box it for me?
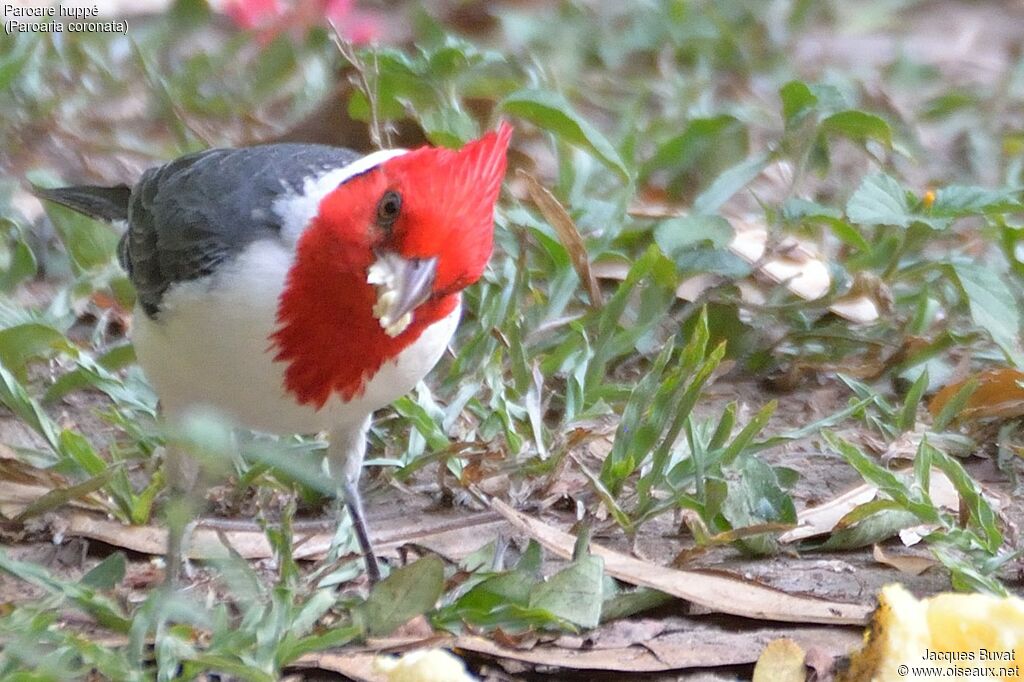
[840,584,1023,681]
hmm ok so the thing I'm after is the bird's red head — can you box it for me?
[274,124,512,407]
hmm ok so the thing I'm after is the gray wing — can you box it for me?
[123,144,361,317]
[32,184,132,223]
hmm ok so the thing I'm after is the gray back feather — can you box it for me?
[121,144,361,317]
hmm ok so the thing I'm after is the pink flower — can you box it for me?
[222,0,282,30]
[338,12,381,44]
[220,0,383,44]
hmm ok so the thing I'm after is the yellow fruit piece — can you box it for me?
[753,638,806,682]
[372,648,477,682]
[840,584,1024,681]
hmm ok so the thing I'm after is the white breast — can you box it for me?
[131,239,460,434]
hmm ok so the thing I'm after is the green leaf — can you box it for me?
[781,198,842,221]
[824,432,939,523]
[721,456,796,555]
[501,89,631,180]
[779,80,818,125]
[41,204,120,272]
[951,263,1023,365]
[924,441,1002,553]
[528,552,604,628]
[642,116,747,178]
[0,549,131,632]
[819,508,920,550]
[0,362,61,454]
[14,467,115,522]
[654,215,733,258]
[0,33,37,93]
[827,218,873,251]
[290,589,337,638]
[44,343,138,404]
[820,110,892,146]
[932,546,1008,596]
[599,587,673,622]
[392,395,450,451]
[781,199,871,251]
[419,108,479,147]
[186,655,276,682]
[0,323,68,378]
[897,368,929,432]
[250,37,298,98]
[692,153,770,215]
[363,556,445,636]
[279,624,361,665]
[58,429,108,477]
[0,238,37,292]
[932,378,978,431]
[168,0,212,27]
[452,569,536,620]
[80,552,126,590]
[718,401,776,467]
[425,38,492,77]
[517,540,543,576]
[930,186,1021,217]
[846,173,912,227]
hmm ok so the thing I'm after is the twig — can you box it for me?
[329,21,389,149]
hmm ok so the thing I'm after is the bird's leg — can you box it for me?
[328,417,380,583]
[163,443,201,586]
[341,478,381,584]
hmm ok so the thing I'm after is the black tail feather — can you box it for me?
[31,184,132,223]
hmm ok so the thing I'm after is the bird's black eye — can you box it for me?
[376,190,402,229]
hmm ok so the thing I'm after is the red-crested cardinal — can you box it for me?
[36,123,512,583]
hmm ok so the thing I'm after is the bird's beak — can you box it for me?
[366,252,438,337]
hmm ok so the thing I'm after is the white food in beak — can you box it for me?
[367,252,437,337]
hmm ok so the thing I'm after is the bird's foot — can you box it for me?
[164,517,198,588]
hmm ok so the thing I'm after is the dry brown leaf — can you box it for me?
[728,221,882,323]
[294,635,453,681]
[780,469,963,545]
[877,427,928,465]
[672,522,796,566]
[626,202,679,218]
[0,461,69,488]
[896,461,969,545]
[101,609,857,678]
[0,479,109,519]
[829,295,880,325]
[593,219,880,323]
[293,651,386,681]
[871,544,937,576]
[928,367,1024,422]
[593,259,713,303]
[387,615,436,641]
[455,625,860,673]
[50,509,505,561]
[729,222,830,300]
[518,169,603,308]
[490,499,870,624]
[752,638,806,682]
[0,443,24,461]
[779,484,877,544]
[568,618,667,649]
